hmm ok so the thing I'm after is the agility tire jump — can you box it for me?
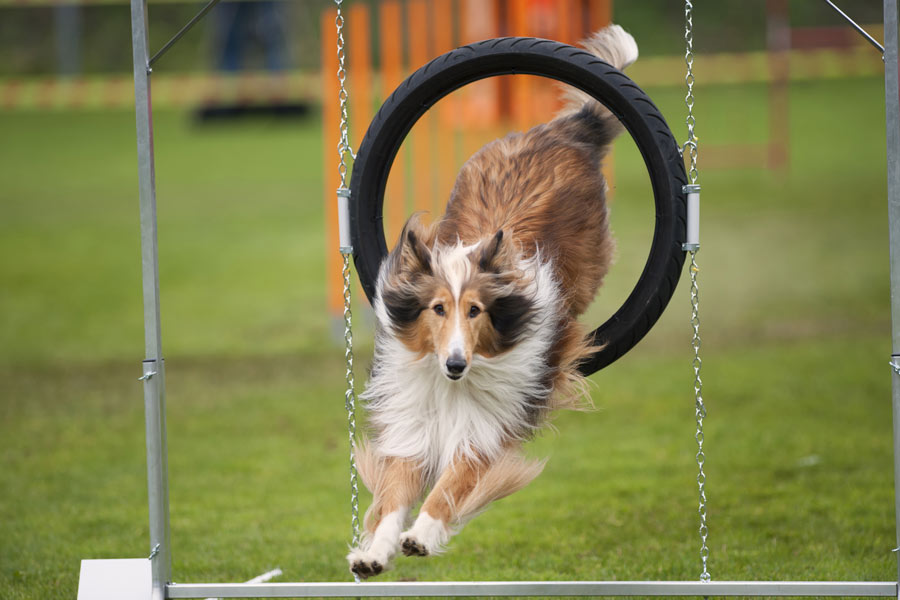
[350,36,688,376]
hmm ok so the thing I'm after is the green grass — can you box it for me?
[1,76,896,599]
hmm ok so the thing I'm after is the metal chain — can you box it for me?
[335,0,354,188]
[333,0,361,569]
[684,0,709,583]
[689,252,710,582]
[683,0,699,185]
[342,253,361,551]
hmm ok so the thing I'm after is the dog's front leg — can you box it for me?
[400,455,485,557]
[401,450,543,557]
[347,455,424,578]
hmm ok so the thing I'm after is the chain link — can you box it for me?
[342,253,361,551]
[333,0,361,577]
[683,0,699,185]
[689,252,710,582]
[684,0,709,583]
[335,0,354,188]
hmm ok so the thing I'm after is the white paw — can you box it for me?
[399,531,429,556]
[347,547,391,579]
[400,512,450,557]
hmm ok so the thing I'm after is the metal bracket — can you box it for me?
[822,0,885,56]
[148,0,222,68]
[138,371,157,382]
[148,544,160,560]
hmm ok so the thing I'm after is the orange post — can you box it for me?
[460,0,501,162]
[432,0,455,55]
[322,8,342,319]
[407,0,434,217]
[556,0,574,45]
[588,0,612,32]
[348,3,372,151]
[508,0,534,133]
[379,1,404,98]
[461,0,499,129]
[379,0,407,246]
[433,0,459,208]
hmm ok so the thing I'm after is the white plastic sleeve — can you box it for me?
[686,190,700,248]
[337,189,352,253]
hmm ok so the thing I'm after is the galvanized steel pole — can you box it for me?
[130,0,172,598]
[884,0,900,587]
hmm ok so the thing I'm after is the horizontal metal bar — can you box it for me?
[148,0,221,69]
[166,580,899,598]
[822,0,886,55]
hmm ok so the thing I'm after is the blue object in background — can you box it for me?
[215,1,288,72]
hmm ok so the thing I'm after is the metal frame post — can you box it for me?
[885,0,900,589]
[130,0,172,598]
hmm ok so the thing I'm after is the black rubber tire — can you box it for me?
[349,36,687,376]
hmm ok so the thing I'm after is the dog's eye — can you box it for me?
[433,304,445,316]
[468,306,481,318]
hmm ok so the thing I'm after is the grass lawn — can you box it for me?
[1,75,897,598]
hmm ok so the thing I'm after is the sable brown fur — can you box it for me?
[425,450,546,528]
[356,444,424,533]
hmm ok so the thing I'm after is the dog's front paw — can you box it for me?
[347,547,390,579]
[400,513,449,557]
[400,532,429,557]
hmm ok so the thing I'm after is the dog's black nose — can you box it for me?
[446,356,467,375]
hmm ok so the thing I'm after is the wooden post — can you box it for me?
[322,7,342,321]
[509,0,534,133]
[460,0,501,159]
[349,3,372,153]
[433,0,458,210]
[407,0,434,217]
[380,0,407,246]
[588,0,612,32]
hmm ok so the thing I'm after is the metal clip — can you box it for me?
[138,371,157,382]
[683,184,701,252]
[149,543,160,560]
[890,361,900,376]
[337,187,353,254]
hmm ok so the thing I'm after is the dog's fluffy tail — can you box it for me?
[556,24,639,147]
[581,24,639,71]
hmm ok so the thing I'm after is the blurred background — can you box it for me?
[1,1,896,598]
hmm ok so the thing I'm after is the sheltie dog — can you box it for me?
[347,25,638,578]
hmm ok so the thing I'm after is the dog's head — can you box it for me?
[377,216,535,381]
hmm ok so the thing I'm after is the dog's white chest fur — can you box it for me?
[362,256,561,478]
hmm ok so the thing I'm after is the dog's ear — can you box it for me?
[404,228,432,274]
[478,229,507,273]
[387,214,433,276]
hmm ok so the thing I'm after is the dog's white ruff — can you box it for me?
[364,248,561,480]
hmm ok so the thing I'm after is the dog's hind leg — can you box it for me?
[400,449,544,557]
[347,449,425,578]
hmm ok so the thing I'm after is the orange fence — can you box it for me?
[322,0,612,318]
